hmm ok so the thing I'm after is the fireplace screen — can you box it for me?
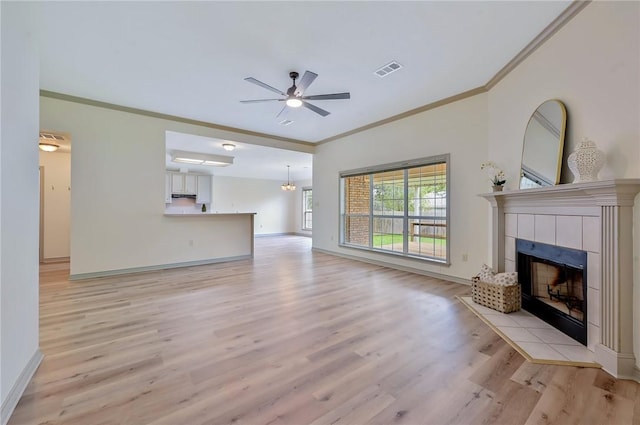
[516,239,587,345]
[530,260,583,322]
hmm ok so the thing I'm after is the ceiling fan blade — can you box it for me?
[294,71,318,96]
[244,77,286,96]
[302,101,330,117]
[302,92,351,101]
[240,98,283,103]
[276,104,289,118]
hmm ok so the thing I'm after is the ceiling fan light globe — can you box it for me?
[286,98,303,108]
[39,142,59,152]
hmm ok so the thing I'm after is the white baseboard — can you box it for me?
[254,232,311,238]
[1,349,43,425]
[312,247,471,286]
[255,232,295,238]
[41,256,70,264]
[633,365,640,384]
[70,255,252,280]
[594,344,638,381]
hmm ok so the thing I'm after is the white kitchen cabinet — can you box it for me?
[164,173,172,203]
[196,175,212,204]
[171,173,197,195]
[170,173,182,193]
[184,174,197,194]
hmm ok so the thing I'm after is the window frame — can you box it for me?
[302,187,313,231]
[338,154,450,265]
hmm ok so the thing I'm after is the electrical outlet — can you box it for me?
[189,239,194,247]
[462,253,468,261]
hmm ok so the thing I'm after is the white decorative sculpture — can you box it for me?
[567,137,605,183]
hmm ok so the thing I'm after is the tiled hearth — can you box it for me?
[459,296,598,367]
[481,180,640,381]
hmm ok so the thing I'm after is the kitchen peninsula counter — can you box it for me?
[162,212,256,263]
[163,212,257,217]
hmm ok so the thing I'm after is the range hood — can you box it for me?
[171,194,196,199]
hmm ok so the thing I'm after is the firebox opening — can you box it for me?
[531,259,584,321]
[516,239,587,345]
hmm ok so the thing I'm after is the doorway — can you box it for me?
[38,131,71,264]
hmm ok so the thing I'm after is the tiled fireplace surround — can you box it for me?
[482,180,640,381]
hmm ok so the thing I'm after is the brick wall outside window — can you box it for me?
[344,175,370,246]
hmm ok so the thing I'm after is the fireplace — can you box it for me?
[517,239,587,345]
[481,180,640,380]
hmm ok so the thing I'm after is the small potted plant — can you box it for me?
[481,161,506,191]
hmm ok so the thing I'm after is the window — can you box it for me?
[302,188,312,230]
[340,155,449,263]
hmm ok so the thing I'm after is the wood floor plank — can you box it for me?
[7,235,640,425]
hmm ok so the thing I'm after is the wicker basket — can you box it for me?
[471,276,521,313]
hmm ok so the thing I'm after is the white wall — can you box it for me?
[313,94,489,281]
[39,151,71,259]
[0,1,41,420]
[211,175,299,235]
[40,97,311,276]
[487,1,639,371]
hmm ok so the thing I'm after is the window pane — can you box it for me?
[407,162,447,260]
[372,169,404,217]
[344,215,369,246]
[372,217,386,249]
[373,197,383,214]
[344,175,370,215]
[372,217,403,253]
[307,213,313,229]
[408,218,447,258]
[393,200,404,216]
[302,189,313,230]
[304,190,313,210]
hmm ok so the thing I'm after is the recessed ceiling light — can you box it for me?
[222,143,236,151]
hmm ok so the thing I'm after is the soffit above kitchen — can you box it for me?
[165,131,312,181]
[34,1,571,144]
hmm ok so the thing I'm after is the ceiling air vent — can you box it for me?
[279,119,294,126]
[374,61,403,78]
[39,132,66,141]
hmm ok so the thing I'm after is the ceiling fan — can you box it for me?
[240,71,350,117]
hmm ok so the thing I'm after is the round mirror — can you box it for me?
[519,100,567,189]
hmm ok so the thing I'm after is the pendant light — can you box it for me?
[281,165,296,191]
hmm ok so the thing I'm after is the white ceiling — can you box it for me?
[33,1,571,180]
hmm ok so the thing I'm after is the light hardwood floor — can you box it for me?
[9,236,640,425]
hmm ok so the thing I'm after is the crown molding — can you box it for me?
[39,90,315,148]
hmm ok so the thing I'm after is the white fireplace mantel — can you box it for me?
[481,179,640,381]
